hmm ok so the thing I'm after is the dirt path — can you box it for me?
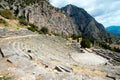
[0,34,39,43]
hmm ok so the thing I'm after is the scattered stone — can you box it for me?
[106,73,117,80]
[80,49,84,53]
[92,48,120,65]
[27,50,31,53]
[0,48,4,58]
[54,65,73,73]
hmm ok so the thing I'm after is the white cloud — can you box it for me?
[49,0,120,27]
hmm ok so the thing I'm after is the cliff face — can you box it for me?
[62,4,113,42]
[26,2,79,36]
[0,0,79,36]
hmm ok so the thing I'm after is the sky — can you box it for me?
[49,0,120,27]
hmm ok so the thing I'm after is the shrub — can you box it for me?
[0,18,8,26]
[0,9,13,19]
[40,27,49,34]
[27,23,38,32]
[99,42,111,50]
[19,19,28,26]
[98,41,120,53]
[113,47,120,53]
[71,34,81,40]
[0,75,12,80]
[80,38,91,48]
[18,15,26,20]
[27,27,37,32]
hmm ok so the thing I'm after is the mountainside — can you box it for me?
[0,0,116,42]
[0,0,78,36]
[62,4,114,42]
[106,26,120,36]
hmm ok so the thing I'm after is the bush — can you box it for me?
[113,47,120,53]
[80,38,91,48]
[27,27,37,32]
[71,34,81,40]
[0,75,12,80]
[40,27,49,34]
[99,42,111,50]
[0,18,8,26]
[19,19,28,26]
[0,9,13,19]
[27,23,38,32]
[18,15,26,20]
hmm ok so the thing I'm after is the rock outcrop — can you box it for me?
[0,0,79,36]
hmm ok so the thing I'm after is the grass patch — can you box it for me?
[0,9,13,19]
[0,75,12,80]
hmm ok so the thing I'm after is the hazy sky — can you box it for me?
[49,0,120,27]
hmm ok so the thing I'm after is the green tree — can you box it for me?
[99,42,111,50]
[40,27,49,34]
[71,34,81,40]
[80,38,91,48]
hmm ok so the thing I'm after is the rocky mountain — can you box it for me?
[0,0,79,36]
[0,0,116,42]
[106,26,120,36]
[62,4,114,42]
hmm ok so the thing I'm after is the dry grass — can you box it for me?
[0,16,27,31]
[72,65,106,77]
[0,70,11,76]
[36,76,41,80]
[1,58,15,68]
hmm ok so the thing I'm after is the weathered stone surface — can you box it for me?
[107,73,120,80]
[0,62,8,72]
[0,27,35,37]
[0,30,119,80]
[41,72,74,80]
[0,55,2,59]
[7,55,31,67]
[54,64,73,73]
[8,68,36,80]
[0,45,16,57]
[92,48,120,65]
[7,55,47,76]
